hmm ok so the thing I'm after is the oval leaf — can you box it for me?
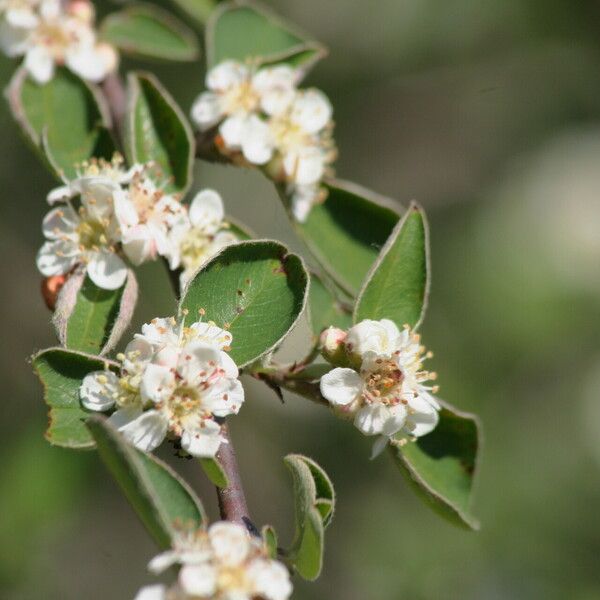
[165,0,215,26]
[87,416,206,547]
[389,402,480,530]
[206,0,326,72]
[198,457,229,488]
[101,4,200,62]
[53,271,137,356]
[179,240,309,367]
[355,203,429,329]
[125,72,194,193]
[296,180,400,296]
[6,67,115,179]
[284,454,335,580]
[32,348,117,449]
[308,272,352,336]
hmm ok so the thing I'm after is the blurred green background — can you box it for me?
[2,0,600,598]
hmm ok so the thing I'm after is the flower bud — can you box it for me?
[319,326,348,366]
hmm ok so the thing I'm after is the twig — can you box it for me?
[101,72,127,143]
[215,423,252,526]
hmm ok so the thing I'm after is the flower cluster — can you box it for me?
[191,60,336,222]
[36,156,238,290]
[0,0,117,83]
[319,319,440,457]
[135,522,292,600]
[80,315,244,457]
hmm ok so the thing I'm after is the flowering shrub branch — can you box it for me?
[6,0,483,596]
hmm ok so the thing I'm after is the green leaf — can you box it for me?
[32,348,117,449]
[389,402,480,530]
[198,457,228,488]
[308,272,352,336]
[87,416,206,547]
[165,0,216,26]
[226,217,254,241]
[284,454,335,580]
[296,180,400,296]
[100,4,200,62]
[126,72,194,194]
[206,1,326,71]
[355,203,429,329]
[53,271,137,356]
[261,525,278,559]
[6,67,115,179]
[180,240,309,367]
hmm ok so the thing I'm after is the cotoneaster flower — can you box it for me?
[135,522,292,600]
[36,176,127,289]
[191,61,298,165]
[80,316,244,457]
[112,165,188,268]
[177,189,238,288]
[46,154,141,205]
[1,0,117,83]
[319,319,440,456]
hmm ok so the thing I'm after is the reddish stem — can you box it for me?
[215,423,251,525]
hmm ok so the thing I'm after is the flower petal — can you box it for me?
[180,419,223,458]
[42,205,79,241]
[86,252,128,290]
[406,402,439,437]
[290,89,332,134]
[188,189,224,231]
[140,363,174,404]
[354,404,391,436]
[119,409,168,452]
[240,115,273,165]
[25,45,54,83]
[80,371,119,412]
[208,521,250,567]
[247,558,293,600]
[36,240,79,276]
[320,368,362,407]
[177,341,221,382]
[205,378,244,417]
[179,563,217,597]
[206,60,248,91]
[47,184,74,204]
[147,550,179,574]
[66,44,109,82]
[133,584,168,600]
[191,91,222,129]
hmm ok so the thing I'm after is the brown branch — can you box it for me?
[215,423,252,526]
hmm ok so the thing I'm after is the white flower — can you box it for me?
[46,154,140,205]
[177,189,238,288]
[36,177,127,289]
[289,183,324,222]
[269,89,333,185]
[320,319,440,455]
[135,316,233,358]
[138,522,292,600]
[112,166,188,268]
[80,317,244,457]
[123,340,242,457]
[1,0,117,83]
[345,318,403,359]
[191,61,299,165]
[80,336,153,427]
